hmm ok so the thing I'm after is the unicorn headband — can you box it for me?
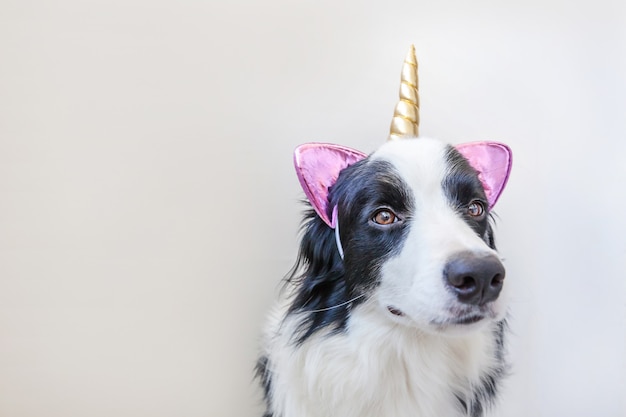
[294,46,512,237]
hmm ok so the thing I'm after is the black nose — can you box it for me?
[444,252,505,306]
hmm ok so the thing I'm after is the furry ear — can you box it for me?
[455,141,513,209]
[294,143,367,227]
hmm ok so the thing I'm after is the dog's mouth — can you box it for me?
[428,314,485,330]
[450,314,484,325]
[441,303,498,326]
[388,307,485,324]
[387,304,497,329]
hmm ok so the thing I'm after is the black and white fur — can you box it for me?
[257,138,509,417]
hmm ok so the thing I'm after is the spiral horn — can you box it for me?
[388,45,419,141]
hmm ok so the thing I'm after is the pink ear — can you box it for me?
[294,143,367,227]
[455,142,513,209]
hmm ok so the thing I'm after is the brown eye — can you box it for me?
[467,201,485,217]
[373,209,397,225]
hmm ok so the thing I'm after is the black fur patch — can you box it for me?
[443,146,496,249]
[454,320,508,416]
[470,320,509,416]
[285,158,414,344]
[254,355,274,417]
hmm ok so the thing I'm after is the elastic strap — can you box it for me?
[332,206,344,259]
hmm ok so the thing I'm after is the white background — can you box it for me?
[1,1,625,416]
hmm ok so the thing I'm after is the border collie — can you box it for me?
[256,137,512,417]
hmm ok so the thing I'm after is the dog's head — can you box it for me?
[292,138,512,337]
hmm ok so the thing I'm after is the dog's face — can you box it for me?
[330,138,509,334]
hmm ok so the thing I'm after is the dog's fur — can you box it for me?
[257,138,509,417]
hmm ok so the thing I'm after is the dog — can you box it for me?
[256,137,512,417]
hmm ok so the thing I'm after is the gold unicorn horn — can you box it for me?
[388,45,419,141]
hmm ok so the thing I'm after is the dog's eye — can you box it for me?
[467,201,485,217]
[373,209,398,225]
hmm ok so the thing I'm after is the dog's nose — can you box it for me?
[444,252,505,306]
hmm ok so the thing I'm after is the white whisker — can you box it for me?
[307,293,366,313]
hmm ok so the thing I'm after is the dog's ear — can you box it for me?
[294,143,367,227]
[455,142,513,209]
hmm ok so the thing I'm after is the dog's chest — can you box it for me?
[268,306,497,417]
